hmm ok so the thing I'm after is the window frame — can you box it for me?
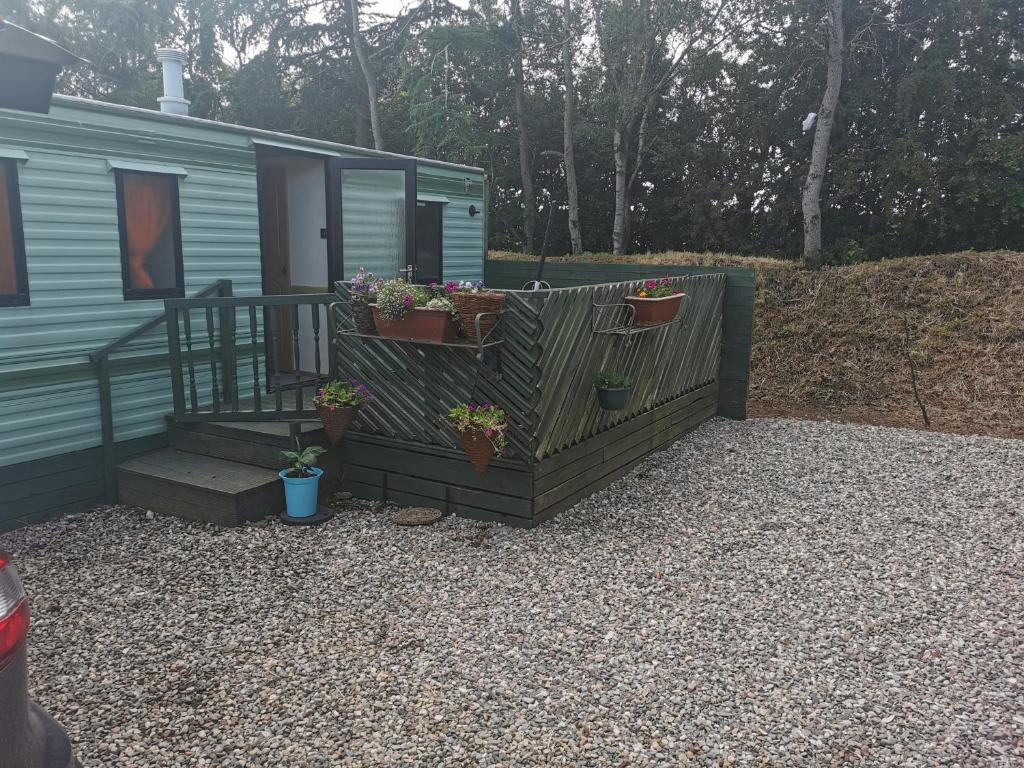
[114,168,185,301]
[0,158,30,307]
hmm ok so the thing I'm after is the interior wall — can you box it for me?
[280,156,329,374]
[284,156,328,289]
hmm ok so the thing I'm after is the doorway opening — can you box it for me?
[415,201,443,284]
[256,148,329,389]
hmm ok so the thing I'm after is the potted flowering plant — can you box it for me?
[446,402,508,474]
[371,279,459,342]
[349,267,380,335]
[313,378,371,446]
[623,278,686,327]
[594,371,633,411]
[278,445,326,519]
[446,281,505,345]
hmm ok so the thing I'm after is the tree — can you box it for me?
[508,0,537,253]
[349,0,385,150]
[562,0,583,253]
[594,0,747,255]
[801,0,844,269]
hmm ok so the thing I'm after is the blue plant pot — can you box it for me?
[279,467,323,518]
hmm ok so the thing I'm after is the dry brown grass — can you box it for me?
[489,249,1024,439]
[488,249,798,271]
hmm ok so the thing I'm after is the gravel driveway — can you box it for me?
[3,418,1022,767]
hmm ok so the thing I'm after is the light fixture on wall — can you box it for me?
[469,205,479,217]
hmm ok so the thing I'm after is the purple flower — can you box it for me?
[660,277,672,286]
[484,428,493,437]
[445,281,458,294]
[403,294,413,306]
[644,280,658,290]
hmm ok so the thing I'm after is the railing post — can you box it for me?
[97,358,117,502]
[218,280,237,406]
[165,303,186,415]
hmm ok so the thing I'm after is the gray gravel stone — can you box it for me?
[2,418,1021,767]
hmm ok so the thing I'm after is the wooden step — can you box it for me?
[118,448,284,526]
[167,421,331,469]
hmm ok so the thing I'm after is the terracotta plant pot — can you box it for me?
[350,295,376,335]
[451,292,505,345]
[456,427,502,474]
[371,305,459,343]
[623,293,685,327]
[316,403,358,446]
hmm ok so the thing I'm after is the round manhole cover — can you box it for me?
[393,507,443,526]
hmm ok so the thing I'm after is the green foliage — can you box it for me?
[279,445,326,477]
[594,371,632,389]
[18,0,1022,261]
[314,379,372,409]
[446,402,508,453]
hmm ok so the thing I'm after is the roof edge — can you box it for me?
[49,94,486,176]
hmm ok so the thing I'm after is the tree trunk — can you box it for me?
[510,0,536,254]
[349,0,384,151]
[562,0,582,254]
[612,126,629,256]
[802,0,844,270]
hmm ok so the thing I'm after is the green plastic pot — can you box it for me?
[595,385,632,411]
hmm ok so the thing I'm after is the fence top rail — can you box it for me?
[164,293,335,310]
[89,279,231,364]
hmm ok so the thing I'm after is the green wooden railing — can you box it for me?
[163,293,336,422]
[89,279,233,502]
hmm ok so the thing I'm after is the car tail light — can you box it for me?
[0,551,29,669]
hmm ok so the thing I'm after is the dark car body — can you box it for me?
[0,554,79,768]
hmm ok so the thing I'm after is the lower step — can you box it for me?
[118,448,283,526]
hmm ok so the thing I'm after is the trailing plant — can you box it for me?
[445,280,488,294]
[633,278,680,299]
[279,445,326,478]
[446,402,508,454]
[595,371,633,389]
[314,378,372,409]
[374,279,432,321]
[425,296,459,320]
[350,267,382,299]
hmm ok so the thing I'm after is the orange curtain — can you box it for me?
[0,166,16,294]
[122,173,170,290]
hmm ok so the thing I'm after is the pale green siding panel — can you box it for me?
[0,98,486,470]
[0,104,262,467]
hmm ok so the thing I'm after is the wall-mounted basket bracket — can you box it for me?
[591,301,686,337]
[335,309,506,380]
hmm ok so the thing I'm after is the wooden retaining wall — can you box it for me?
[484,260,755,419]
[331,272,744,526]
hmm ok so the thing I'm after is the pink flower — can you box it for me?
[403,294,413,306]
[644,280,657,290]
[484,428,493,437]
[660,277,672,286]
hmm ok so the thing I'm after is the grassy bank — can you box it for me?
[489,250,1024,439]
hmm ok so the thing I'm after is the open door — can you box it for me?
[326,158,418,283]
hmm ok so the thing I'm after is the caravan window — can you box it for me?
[0,159,29,307]
[115,170,184,300]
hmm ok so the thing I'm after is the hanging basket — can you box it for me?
[350,295,377,335]
[452,292,505,345]
[623,293,685,327]
[316,403,359,446]
[456,426,503,474]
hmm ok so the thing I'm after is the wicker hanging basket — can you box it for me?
[452,292,505,345]
[350,295,377,335]
[316,403,359,446]
[456,427,502,474]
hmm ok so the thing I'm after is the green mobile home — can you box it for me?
[0,27,487,529]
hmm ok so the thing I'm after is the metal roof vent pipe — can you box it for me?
[155,47,189,115]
